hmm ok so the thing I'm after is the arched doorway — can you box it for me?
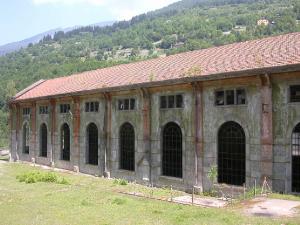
[162,122,182,178]
[22,123,29,154]
[218,121,245,186]
[119,123,135,171]
[292,123,300,192]
[87,123,98,165]
[61,123,70,161]
[40,123,47,157]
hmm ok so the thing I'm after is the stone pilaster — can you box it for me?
[140,88,151,184]
[103,93,112,177]
[72,97,81,171]
[193,82,204,192]
[30,102,37,162]
[50,99,56,166]
[260,74,273,188]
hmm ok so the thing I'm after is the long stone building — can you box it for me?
[9,33,300,193]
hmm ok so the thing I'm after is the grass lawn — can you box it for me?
[0,162,300,225]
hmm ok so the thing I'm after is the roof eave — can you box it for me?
[11,63,300,103]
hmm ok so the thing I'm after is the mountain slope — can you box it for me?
[0,21,115,56]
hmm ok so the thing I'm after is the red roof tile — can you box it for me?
[14,33,300,101]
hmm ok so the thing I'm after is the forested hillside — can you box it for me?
[0,0,300,146]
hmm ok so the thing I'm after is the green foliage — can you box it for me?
[16,171,70,185]
[113,178,128,185]
[207,165,218,184]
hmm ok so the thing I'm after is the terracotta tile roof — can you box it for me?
[14,32,300,101]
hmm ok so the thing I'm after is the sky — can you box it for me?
[0,0,178,46]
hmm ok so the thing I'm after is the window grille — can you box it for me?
[218,121,245,186]
[60,104,70,114]
[292,123,300,192]
[61,123,70,161]
[119,123,135,171]
[160,95,184,109]
[162,122,182,178]
[40,124,47,157]
[23,108,31,115]
[39,106,49,114]
[87,123,98,165]
[118,98,136,111]
[215,89,246,106]
[290,85,300,102]
[85,102,99,112]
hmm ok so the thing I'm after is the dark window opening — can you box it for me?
[176,95,183,108]
[85,101,99,112]
[215,91,225,105]
[60,104,70,114]
[23,108,31,115]
[168,95,175,108]
[40,123,47,157]
[226,90,235,105]
[87,123,98,165]
[292,123,300,192]
[22,123,29,154]
[160,96,167,109]
[39,106,49,114]
[118,98,136,111]
[120,123,135,171]
[218,121,245,186]
[160,94,184,109]
[61,123,70,161]
[215,89,246,106]
[236,89,246,105]
[162,122,182,178]
[290,85,300,102]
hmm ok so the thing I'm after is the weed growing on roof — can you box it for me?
[16,171,70,185]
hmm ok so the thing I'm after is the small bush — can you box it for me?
[16,171,69,185]
[113,178,128,186]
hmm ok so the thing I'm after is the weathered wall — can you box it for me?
[9,72,300,193]
[150,88,195,191]
[201,78,262,191]
[272,72,300,193]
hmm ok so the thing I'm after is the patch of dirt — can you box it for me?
[244,197,300,218]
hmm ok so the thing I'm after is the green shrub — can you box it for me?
[16,171,69,185]
[113,178,128,186]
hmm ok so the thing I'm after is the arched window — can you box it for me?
[87,123,98,165]
[22,123,29,154]
[61,123,70,161]
[119,123,135,171]
[292,123,300,192]
[162,122,182,178]
[218,121,245,186]
[40,123,47,157]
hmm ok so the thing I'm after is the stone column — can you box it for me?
[140,88,151,184]
[30,102,36,163]
[193,82,204,192]
[15,104,20,160]
[72,97,81,172]
[260,74,273,188]
[8,103,14,161]
[103,93,112,177]
[50,99,56,166]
